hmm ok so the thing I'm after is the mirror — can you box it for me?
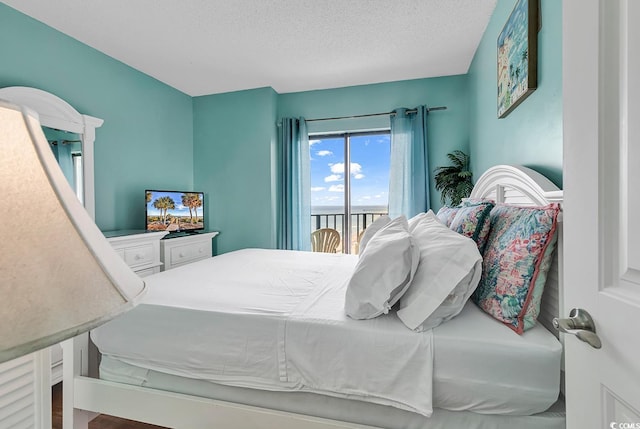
[0,86,103,219]
[43,127,83,204]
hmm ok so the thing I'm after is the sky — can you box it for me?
[310,133,390,209]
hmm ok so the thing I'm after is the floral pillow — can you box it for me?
[471,203,560,334]
[435,206,459,227]
[449,201,495,253]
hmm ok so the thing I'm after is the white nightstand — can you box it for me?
[160,231,219,271]
[103,230,169,277]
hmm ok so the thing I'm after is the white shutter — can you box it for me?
[0,351,51,429]
[0,354,36,429]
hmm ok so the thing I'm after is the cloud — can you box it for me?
[329,184,344,192]
[329,162,363,178]
[309,139,321,146]
[329,163,344,174]
[311,186,325,192]
[317,150,333,157]
[324,174,342,183]
[329,162,344,174]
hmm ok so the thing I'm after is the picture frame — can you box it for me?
[497,0,539,118]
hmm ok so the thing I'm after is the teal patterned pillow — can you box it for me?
[449,201,495,253]
[435,206,459,227]
[471,203,560,334]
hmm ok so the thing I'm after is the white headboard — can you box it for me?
[469,165,563,336]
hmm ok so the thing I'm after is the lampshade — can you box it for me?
[0,100,146,364]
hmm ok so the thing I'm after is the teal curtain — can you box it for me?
[388,106,430,218]
[278,118,311,250]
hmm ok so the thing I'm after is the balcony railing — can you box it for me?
[311,211,388,254]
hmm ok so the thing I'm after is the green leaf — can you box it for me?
[433,150,473,206]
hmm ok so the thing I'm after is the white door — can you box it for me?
[563,0,640,428]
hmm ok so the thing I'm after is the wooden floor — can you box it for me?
[52,383,168,429]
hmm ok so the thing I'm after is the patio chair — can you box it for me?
[311,228,341,253]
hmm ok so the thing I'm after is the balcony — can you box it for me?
[311,211,387,254]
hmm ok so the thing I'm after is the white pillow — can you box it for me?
[397,210,482,331]
[358,215,391,255]
[345,216,419,319]
[408,212,427,232]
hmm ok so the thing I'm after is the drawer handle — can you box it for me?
[135,254,143,261]
[179,252,185,258]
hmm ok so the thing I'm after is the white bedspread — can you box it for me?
[92,249,435,416]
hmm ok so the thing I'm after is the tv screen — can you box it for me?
[145,190,205,233]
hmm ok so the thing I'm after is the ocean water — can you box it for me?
[311,205,388,215]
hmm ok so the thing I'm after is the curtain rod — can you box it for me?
[48,139,82,146]
[304,106,447,123]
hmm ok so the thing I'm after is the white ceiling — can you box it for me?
[3,0,497,97]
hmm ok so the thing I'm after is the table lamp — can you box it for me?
[0,100,146,364]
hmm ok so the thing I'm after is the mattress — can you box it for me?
[432,300,562,415]
[92,249,561,417]
[99,356,565,429]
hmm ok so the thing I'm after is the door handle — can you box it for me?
[553,308,602,349]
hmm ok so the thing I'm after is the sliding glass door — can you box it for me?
[309,131,390,253]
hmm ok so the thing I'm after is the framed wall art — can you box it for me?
[497,0,539,118]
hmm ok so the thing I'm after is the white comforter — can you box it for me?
[92,249,434,416]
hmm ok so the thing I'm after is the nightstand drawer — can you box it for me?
[104,230,169,277]
[160,231,218,271]
[113,248,125,260]
[123,244,154,267]
[135,266,161,277]
[169,242,208,265]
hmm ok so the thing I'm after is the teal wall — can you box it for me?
[193,88,279,254]
[193,77,469,253]
[278,76,470,212]
[0,4,194,231]
[468,0,563,186]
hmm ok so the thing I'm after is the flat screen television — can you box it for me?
[145,190,205,233]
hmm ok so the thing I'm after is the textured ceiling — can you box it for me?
[2,0,497,96]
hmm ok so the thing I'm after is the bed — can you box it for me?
[64,164,565,429]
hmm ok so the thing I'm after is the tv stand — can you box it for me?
[160,231,219,271]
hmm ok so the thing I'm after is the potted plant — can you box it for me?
[434,150,473,206]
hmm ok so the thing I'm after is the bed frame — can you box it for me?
[63,164,564,429]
